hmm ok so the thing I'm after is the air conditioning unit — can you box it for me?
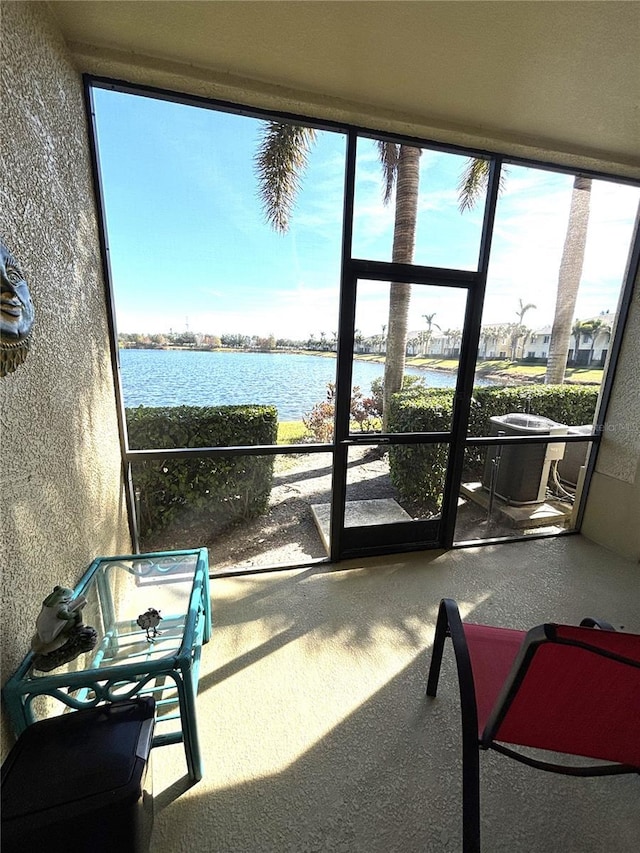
[482,413,567,505]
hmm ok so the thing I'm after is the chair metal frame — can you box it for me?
[426,598,640,853]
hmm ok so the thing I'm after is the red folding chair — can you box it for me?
[426,598,640,853]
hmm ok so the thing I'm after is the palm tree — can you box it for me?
[256,123,421,429]
[478,326,492,359]
[479,323,511,359]
[545,175,592,383]
[380,323,387,354]
[442,328,462,358]
[511,298,536,360]
[578,317,604,366]
[596,318,613,366]
[458,161,592,384]
[570,319,583,364]
[516,298,536,326]
[377,144,421,424]
[421,312,441,356]
[407,336,421,356]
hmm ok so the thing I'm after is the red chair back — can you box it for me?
[483,624,640,767]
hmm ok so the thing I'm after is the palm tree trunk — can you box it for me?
[382,145,421,427]
[545,175,592,384]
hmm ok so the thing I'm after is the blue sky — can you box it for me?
[93,87,639,340]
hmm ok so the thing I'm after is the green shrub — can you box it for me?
[467,384,599,436]
[126,405,277,536]
[387,384,599,515]
[465,385,599,480]
[388,389,454,514]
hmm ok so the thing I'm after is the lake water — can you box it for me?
[119,349,489,420]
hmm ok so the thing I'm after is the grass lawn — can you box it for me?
[353,353,385,364]
[564,366,604,384]
[288,351,603,387]
[481,362,603,384]
[277,421,308,444]
[405,357,460,370]
[413,356,604,386]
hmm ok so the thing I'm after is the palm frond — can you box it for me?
[457,158,490,212]
[376,140,401,205]
[255,122,317,233]
[457,157,509,212]
[422,312,441,331]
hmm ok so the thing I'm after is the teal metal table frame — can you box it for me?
[3,548,211,782]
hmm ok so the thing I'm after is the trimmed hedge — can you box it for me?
[467,384,599,436]
[126,405,278,536]
[387,388,454,514]
[387,384,599,515]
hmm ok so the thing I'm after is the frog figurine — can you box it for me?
[31,585,97,672]
[31,586,86,653]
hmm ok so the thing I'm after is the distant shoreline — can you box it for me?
[118,345,601,386]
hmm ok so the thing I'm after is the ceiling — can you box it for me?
[49,1,640,173]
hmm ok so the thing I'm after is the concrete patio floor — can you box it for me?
[150,534,639,852]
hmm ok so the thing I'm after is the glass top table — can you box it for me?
[3,549,211,782]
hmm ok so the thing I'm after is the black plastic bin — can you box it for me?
[1,698,155,853]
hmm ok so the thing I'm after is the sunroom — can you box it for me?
[2,3,639,851]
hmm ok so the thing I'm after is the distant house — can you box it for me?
[477,326,511,359]
[568,312,614,366]
[525,326,552,360]
[405,330,462,358]
[371,312,614,364]
[525,311,614,365]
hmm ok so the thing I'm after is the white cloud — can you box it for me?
[482,174,639,326]
[97,90,637,343]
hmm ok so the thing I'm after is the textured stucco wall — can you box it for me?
[0,1,131,757]
[582,268,640,560]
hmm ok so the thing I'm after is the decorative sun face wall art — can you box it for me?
[0,239,35,378]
